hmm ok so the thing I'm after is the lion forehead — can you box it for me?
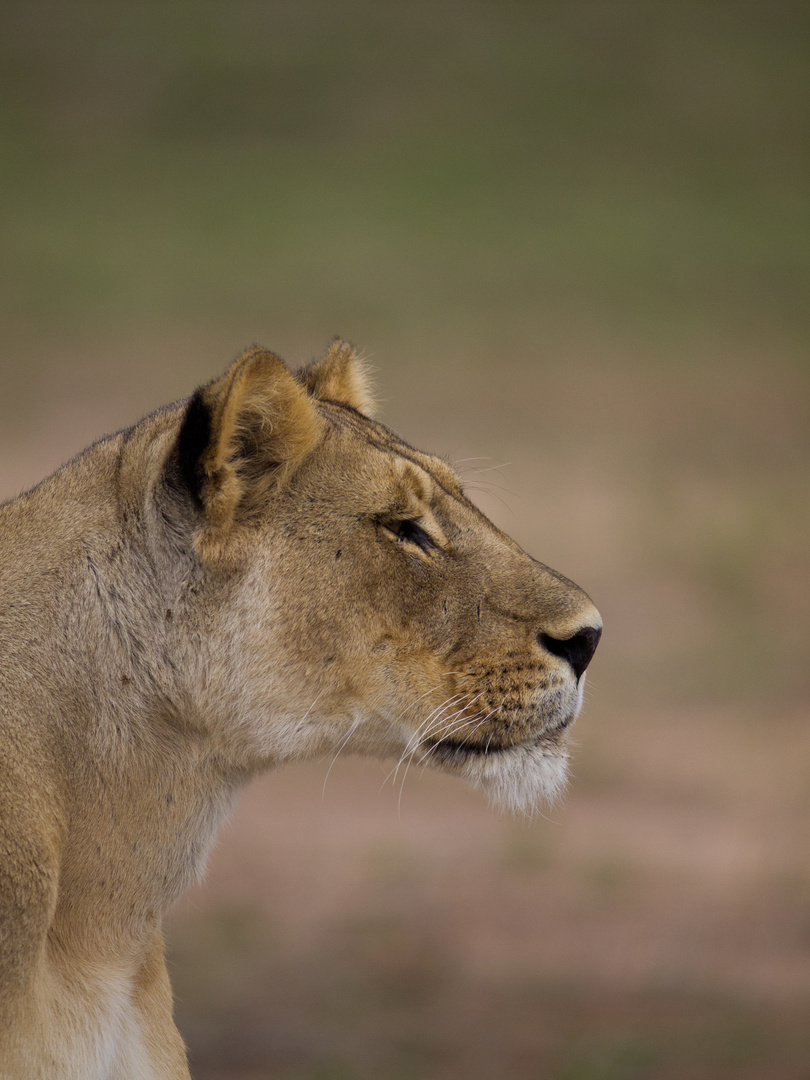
[315,399,466,502]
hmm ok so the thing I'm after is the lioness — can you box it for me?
[0,341,600,1078]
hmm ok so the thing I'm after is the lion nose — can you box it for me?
[539,624,602,681]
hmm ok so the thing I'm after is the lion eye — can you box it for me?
[387,518,435,552]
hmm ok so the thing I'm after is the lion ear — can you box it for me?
[300,339,376,416]
[170,347,322,557]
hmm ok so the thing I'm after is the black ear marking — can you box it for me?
[170,390,212,509]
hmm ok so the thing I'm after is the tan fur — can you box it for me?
[0,342,601,1078]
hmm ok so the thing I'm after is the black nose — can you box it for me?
[539,625,602,681]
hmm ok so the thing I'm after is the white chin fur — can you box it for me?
[459,740,570,815]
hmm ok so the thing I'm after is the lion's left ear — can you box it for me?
[299,339,376,417]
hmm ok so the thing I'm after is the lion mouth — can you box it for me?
[423,737,512,764]
[423,719,571,764]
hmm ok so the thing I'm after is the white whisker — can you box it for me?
[385,694,468,791]
[321,717,361,800]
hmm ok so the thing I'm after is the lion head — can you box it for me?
[156,340,601,813]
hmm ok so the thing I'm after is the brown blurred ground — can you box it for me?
[1,2,808,1077]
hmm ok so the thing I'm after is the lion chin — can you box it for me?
[425,730,573,815]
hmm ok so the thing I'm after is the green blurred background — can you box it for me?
[1,3,808,1078]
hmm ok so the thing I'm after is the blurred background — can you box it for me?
[1,2,808,1077]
